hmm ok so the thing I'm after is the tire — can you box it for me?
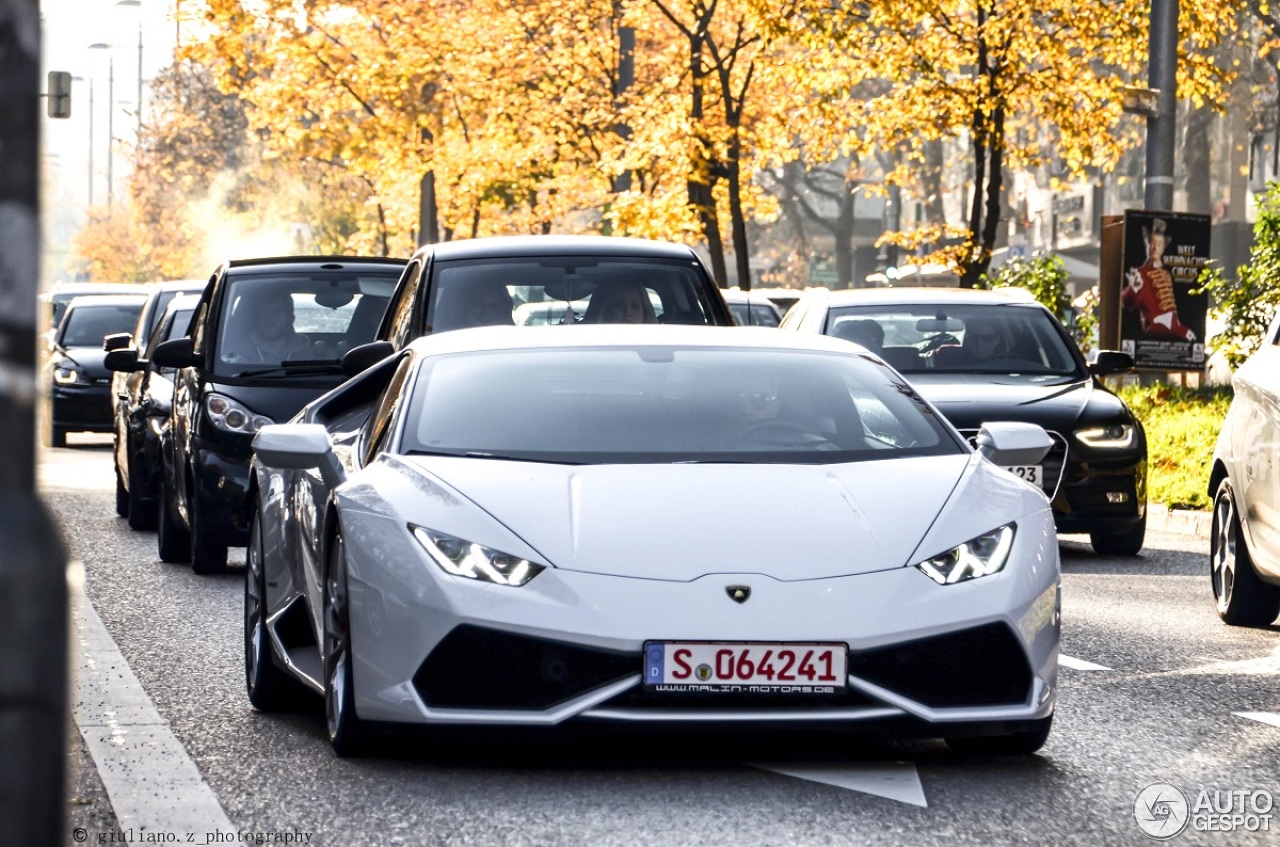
[1211,479,1280,627]
[189,493,229,575]
[51,425,67,448]
[324,528,372,756]
[245,507,311,710]
[157,481,191,563]
[1090,513,1146,556]
[126,452,158,531]
[114,464,129,518]
[945,715,1053,756]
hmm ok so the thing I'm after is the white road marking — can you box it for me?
[1059,655,1112,671]
[1234,712,1280,729]
[72,577,236,837]
[751,761,927,807]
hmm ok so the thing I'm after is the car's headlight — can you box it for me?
[411,525,544,587]
[53,365,81,385]
[204,392,274,434]
[1075,424,1135,449]
[916,525,1015,585]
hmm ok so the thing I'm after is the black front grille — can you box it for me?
[413,625,636,710]
[846,622,1032,708]
[960,428,1068,500]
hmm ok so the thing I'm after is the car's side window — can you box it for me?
[362,354,415,466]
[386,261,422,349]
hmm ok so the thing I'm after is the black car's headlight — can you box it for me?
[1075,424,1136,449]
[916,525,1015,585]
[204,392,274,434]
[411,525,544,587]
[53,364,82,385]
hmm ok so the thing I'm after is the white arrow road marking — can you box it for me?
[1059,655,1112,671]
[1234,712,1280,729]
[750,761,927,807]
[73,576,236,837]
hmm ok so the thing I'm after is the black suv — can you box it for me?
[151,256,405,573]
[343,235,734,368]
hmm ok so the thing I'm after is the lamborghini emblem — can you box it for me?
[726,585,751,604]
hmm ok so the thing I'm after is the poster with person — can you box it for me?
[1119,210,1211,371]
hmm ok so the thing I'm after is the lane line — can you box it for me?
[72,576,236,837]
[751,762,927,807]
[1059,655,1112,671]
[1234,712,1280,729]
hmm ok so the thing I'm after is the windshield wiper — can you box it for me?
[233,361,345,378]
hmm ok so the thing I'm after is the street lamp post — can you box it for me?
[72,75,93,207]
[88,42,114,207]
[117,0,143,136]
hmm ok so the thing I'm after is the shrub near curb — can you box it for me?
[1117,384,1234,511]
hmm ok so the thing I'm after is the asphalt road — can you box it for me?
[43,434,1280,846]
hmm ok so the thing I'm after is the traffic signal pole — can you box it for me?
[0,1,71,843]
[1145,0,1178,211]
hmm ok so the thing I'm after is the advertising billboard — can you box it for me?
[1119,210,1211,371]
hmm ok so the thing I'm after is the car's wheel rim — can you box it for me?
[1211,489,1236,610]
[324,536,348,740]
[245,516,264,687]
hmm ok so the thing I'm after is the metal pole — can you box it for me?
[136,21,143,135]
[87,76,94,206]
[1144,0,1178,211]
[0,2,71,844]
[107,50,115,206]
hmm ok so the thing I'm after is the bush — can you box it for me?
[980,254,1096,352]
[1117,383,1233,510]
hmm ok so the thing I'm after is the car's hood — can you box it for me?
[57,347,110,378]
[403,455,971,580]
[907,375,1091,431]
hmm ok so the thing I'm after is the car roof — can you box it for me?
[413,235,701,263]
[403,324,860,358]
[814,286,1041,307]
[64,293,149,309]
[721,289,781,304]
[42,282,143,301]
[224,255,408,274]
[149,279,208,293]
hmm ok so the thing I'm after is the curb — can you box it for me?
[1147,504,1212,540]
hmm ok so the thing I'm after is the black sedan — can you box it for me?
[780,286,1147,555]
[106,294,200,530]
[46,293,147,447]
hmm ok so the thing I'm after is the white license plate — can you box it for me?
[644,642,846,691]
[1003,465,1043,485]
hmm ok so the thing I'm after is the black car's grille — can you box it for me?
[413,625,636,710]
[960,428,1068,501]
[846,622,1033,708]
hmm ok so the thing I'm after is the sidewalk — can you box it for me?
[1146,503,1212,540]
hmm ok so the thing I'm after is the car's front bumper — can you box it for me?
[51,381,113,431]
[329,508,1060,733]
[189,432,253,547]
[1052,451,1147,535]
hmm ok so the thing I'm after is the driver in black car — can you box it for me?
[962,316,1009,363]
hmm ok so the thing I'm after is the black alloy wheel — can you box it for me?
[1090,513,1147,557]
[945,715,1053,756]
[323,527,371,756]
[245,506,310,710]
[1211,478,1280,627]
[157,479,191,563]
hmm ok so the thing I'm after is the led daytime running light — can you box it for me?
[411,525,543,587]
[917,525,1016,585]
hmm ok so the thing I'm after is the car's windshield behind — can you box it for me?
[827,304,1082,378]
[427,256,722,332]
[213,271,399,376]
[59,302,145,348]
[730,302,781,327]
[400,347,963,464]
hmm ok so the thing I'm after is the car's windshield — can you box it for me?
[399,347,964,464]
[213,271,399,376]
[59,302,145,348]
[427,256,723,332]
[826,304,1083,378]
[730,302,781,327]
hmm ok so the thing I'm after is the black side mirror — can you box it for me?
[103,332,132,352]
[104,348,144,373]
[342,340,395,376]
[152,336,197,369]
[1089,350,1135,376]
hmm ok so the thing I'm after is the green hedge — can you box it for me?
[1116,383,1234,511]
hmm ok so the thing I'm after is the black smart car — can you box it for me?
[46,293,148,447]
[780,286,1148,555]
[342,235,735,369]
[105,292,202,530]
[150,256,405,573]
